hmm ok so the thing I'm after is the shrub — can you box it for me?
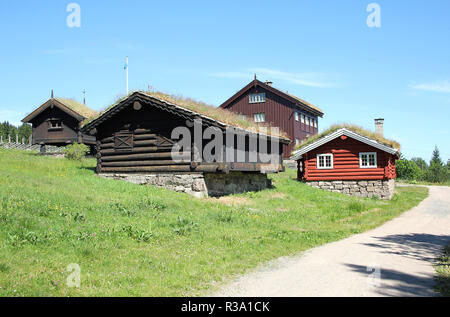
[63,143,89,161]
[396,160,422,180]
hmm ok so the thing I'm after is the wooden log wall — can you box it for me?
[303,136,395,181]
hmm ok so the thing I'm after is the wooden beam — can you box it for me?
[101,152,190,162]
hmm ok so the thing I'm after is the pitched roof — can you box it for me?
[219,79,324,117]
[81,91,291,143]
[22,98,97,123]
[290,126,400,160]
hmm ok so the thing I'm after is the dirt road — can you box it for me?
[213,186,450,297]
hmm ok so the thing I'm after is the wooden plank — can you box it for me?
[101,160,190,167]
[100,146,174,156]
[100,164,219,173]
[101,152,190,162]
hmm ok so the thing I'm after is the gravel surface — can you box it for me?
[213,186,450,297]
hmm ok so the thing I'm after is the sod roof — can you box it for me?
[82,90,290,140]
[292,123,400,154]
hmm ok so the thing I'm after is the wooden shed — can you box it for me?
[81,91,290,197]
[22,97,97,153]
[290,127,400,199]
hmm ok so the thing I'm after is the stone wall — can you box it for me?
[98,171,271,198]
[306,179,395,200]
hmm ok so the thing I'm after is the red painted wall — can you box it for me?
[301,136,397,181]
[223,85,318,157]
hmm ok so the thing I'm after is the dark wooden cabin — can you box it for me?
[82,91,289,174]
[220,78,324,157]
[22,97,97,152]
[81,92,290,197]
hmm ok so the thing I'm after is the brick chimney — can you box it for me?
[375,118,384,136]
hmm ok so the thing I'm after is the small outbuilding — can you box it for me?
[22,96,97,153]
[81,91,290,197]
[290,124,400,199]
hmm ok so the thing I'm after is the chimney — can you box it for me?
[375,118,384,137]
[265,80,273,87]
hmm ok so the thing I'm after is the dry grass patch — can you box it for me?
[206,196,250,206]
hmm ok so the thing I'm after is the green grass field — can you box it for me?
[0,150,428,296]
[435,243,450,296]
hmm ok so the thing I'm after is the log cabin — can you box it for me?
[80,91,291,197]
[290,123,400,199]
[22,97,97,153]
[220,77,324,158]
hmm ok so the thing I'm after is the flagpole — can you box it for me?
[126,56,129,95]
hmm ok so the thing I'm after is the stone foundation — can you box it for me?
[98,172,271,198]
[306,179,395,200]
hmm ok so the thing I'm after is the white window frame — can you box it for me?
[316,153,333,169]
[249,93,266,104]
[254,112,265,123]
[295,111,299,121]
[359,152,377,168]
[314,119,318,128]
[301,114,305,124]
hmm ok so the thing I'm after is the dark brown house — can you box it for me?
[220,78,324,157]
[22,97,97,152]
[81,91,290,197]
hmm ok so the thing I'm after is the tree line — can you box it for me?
[0,121,32,143]
[397,146,450,184]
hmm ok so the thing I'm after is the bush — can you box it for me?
[396,159,422,181]
[63,143,89,161]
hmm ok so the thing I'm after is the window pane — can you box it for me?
[361,154,368,166]
[326,156,331,167]
[369,154,375,166]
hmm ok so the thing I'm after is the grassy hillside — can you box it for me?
[0,150,428,296]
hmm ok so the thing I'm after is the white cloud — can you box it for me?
[211,67,334,88]
[411,80,450,93]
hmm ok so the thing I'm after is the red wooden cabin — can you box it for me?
[291,128,400,199]
[220,78,324,158]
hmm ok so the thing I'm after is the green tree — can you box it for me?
[396,159,422,181]
[424,146,448,183]
[411,157,427,174]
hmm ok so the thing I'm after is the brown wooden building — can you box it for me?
[22,97,97,151]
[80,91,290,197]
[220,78,324,157]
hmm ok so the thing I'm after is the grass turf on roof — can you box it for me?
[292,123,400,154]
[55,98,98,120]
[84,91,289,139]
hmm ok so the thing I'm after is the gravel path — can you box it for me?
[213,186,450,297]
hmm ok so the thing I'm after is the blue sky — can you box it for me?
[0,0,449,161]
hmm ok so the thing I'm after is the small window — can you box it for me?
[295,138,301,146]
[114,132,134,152]
[301,114,305,124]
[317,154,333,169]
[314,119,318,128]
[249,93,266,104]
[359,152,377,168]
[295,112,299,121]
[48,120,62,130]
[307,117,310,126]
[254,113,266,123]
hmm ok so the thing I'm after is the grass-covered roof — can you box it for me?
[55,98,98,119]
[84,90,289,139]
[292,123,400,153]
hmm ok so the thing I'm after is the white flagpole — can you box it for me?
[126,56,129,95]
